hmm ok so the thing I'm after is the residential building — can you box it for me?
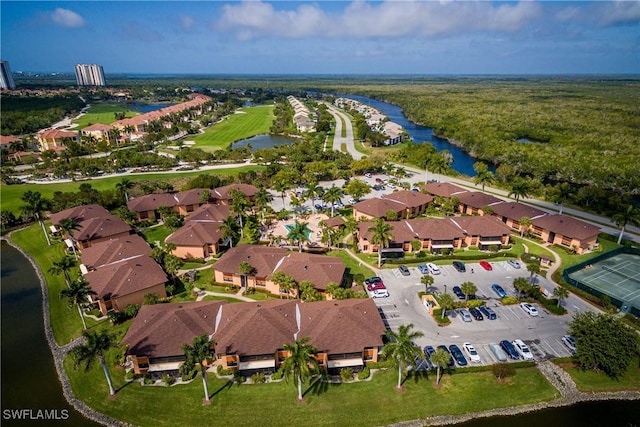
[37,128,79,152]
[456,191,504,215]
[353,191,432,220]
[0,60,16,90]
[81,123,116,145]
[74,64,106,86]
[79,234,151,271]
[531,215,600,254]
[422,182,468,198]
[490,202,547,233]
[126,188,211,221]
[166,204,232,259]
[49,204,132,249]
[122,298,386,375]
[210,184,259,205]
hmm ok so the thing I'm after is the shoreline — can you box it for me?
[3,233,639,427]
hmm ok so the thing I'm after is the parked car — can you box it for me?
[424,345,436,361]
[479,261,493,271]
[489,342,508,362]
[462,342,481,363]
[452,261,466,273]
[398,265,410,276]
[491,284,507,298]
[449,345,468,366]
[364,173,372,178]
[458,309,472,322]
[437,345,456,368]
[479,305,497,320]
[500,340,520,360]
[426,263,441,275]
[452,286,465,300]
[347,198,358,205]
[520,302,539,316]
[513,339,534,360]
[562,335,577,354]
[507,259,522,269]
[469,307,484,321]
[364,276,383,285]
[366,282,386,292]
[417,264,429,274]
[375,178,384,184]
[372,289,389,298]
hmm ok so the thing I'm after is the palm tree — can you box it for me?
[20,190,51,245]
[286,220,311,253]
[460,281,477,302]
[305,185,324,213]
[48,255,77,286]
[438,293,454,320]
[553,286,569,307]
[547,182,573,215]
[273,180,292,211]
[381,324,424,390]
[322,185,343,218]
[421,274,434,293]
[182,334,216,403]
[611,205,640,245]
[320,223,340,250]
[513,277,531,301]
[271,271,297,299]
[527,262,541,283]
[238,261,255,289]
[429,152,451,176]
[217,216,239,248]
[71,329,116,396]
[508,179,531,203]
[430,348,451,385]
[281,337,320,401]
[60,278,96,330]
[116,178,135,202]
[229,189,250,238]
[518,216,532,237]
[368,218,394,268]
[58,217,81,258]
[255,186,272,224]
[474,170,495,193]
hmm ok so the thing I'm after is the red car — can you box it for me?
[367,282,386,292]
[479,261,493,271]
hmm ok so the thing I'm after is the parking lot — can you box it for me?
[367,260,598,366]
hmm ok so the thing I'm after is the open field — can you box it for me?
[72,103,137,129]
[0,165,263,215]
[192,105,274,152]
[561,360,640,392]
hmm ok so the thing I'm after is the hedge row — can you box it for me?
[382,251,519,265]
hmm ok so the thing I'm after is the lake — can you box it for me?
[233,134,299,150]
[128,103,174,113]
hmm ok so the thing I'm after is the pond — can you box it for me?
[233,134,299,150]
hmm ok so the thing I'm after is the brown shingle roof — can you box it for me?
[532,215,600,240]
[212,184,259,201]
[80,234,151,270]
[422,182,467,198]
[38,128,78,139]
[490,202,548,220]
[84,255,167,299]
[213,245,286,278]
[321,217,345,228]
[448,216,512,237]
[166,222,224,246]
[353,198,405,218]
[457,191,504,209]
[186,203,230,222]
[382,190,433,208]
[126,193,176,213]
[72,214,131,242]
[49,204,110,225]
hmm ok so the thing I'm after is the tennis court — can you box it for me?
[568,253,640,313]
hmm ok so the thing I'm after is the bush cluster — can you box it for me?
[340,367,354,383]
[270,369,284,380]
[491,363,516,379]
[216,365,234,376]
[162,374,176,386]
[357,366,370,380]
[251,372,266,384]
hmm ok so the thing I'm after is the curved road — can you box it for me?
[324,103,363,160]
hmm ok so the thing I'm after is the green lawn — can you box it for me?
[561,361,640,392]
[550,237,620,270]
[327,250,376,281]
[192,105,274,152]
[65,354,557,427]
[140,224,174,247]
[1,165,263,215]
[72,103,137,129]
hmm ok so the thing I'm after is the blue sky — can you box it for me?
[1,1,639,75]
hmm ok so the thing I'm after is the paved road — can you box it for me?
[324,103,363,160]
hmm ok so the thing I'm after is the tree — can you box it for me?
[547,182,573,215]
[508,179,532,203]
[438,293,454,320]
[217,216,240,248]
[273,176,293,211]
[553,286,569,307]
[255,186,273,223]
[271,271,297,299]
[305,185,324,213]
[344,179,371,201]
[421,274,434,293]
[611,205,640,245]
[164,254,183,285]
[229,189,250,238]
[299,280,322,302]
[281,337,320,401]
[474,168,495,193]
[60,278,96,330]
[182,334,216,403]
[199,189,211,204]
[460,281,477,302]
[286,220,311,253]
[320,223,340,250]
[48,255,77,286]
[322,185,343,217]
[527,262,541,284]
[368,218,394,268]
[430,348,451,385]
[381,324,424,390]
[513,277,531,301]
[115,178,134,202]
[518,216,532,237]
[568,311,640,379]
[71,330,116,396]
[20,190,51,245]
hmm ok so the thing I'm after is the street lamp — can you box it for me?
[444,284,447,294]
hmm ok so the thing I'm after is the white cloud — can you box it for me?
[51,8,86,28]
[178,15,195,32]
[596,0,640,26]
[216,0,542,40]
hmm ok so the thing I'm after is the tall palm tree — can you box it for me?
[547,182,573,215]
[255,186,272,224]
[322,185,343,218]
[381,324,424,390]
[421,274,434,293]
[217,216,239,248]
[368,218,394,268]
[474,170,495,193]
[116,178,135,202]
[286,220,311,253]
[71,329,116,396]
[60,278,96,330]
[438,293,454,320]
[182,334,216,403]
[320,223,340,250]
[229,189,250,238]
[48,255,77,286]
[58,217,81,258]
[273,180,292,211]
[518,216,532,237]
[20,190,51,245]
[430,348,451,385]
[527,262,540,283]
[460,281,477,302]
[553,286,570,307]
[281,337,320,401]
[305,185,324,213]
[611,205,640,245]
[508,179,532,203]
[513,277,531,301]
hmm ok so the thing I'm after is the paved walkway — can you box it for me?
[193,286,255,302]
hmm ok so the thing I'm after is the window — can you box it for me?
[223,274,233,283]
[256,280,266,288]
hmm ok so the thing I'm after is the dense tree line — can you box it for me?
[1,94,85,135]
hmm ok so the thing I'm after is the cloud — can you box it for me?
[216,0,542,40]
[51,8,86,28]
[178,15,195,32]
[596,0,640,26]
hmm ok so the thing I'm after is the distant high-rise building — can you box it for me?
[0,60,16,90]
[74,64,106,86]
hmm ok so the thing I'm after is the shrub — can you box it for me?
[466,299,484,308]
[340,367,354,382]
[125,370,137,381]
[216,365,234,376]
[143,375,154,385]
[491,363,516,380]
[501,296,518,305]
[367,359,395,369]
[233,372,246,384]
[251,372,266,384]
[181,369,197,382]
[162,374,176,386]
[357,366,370,380]
[270,369,284,380]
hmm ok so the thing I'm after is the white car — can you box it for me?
[372,289,389,298]
[462,342,481,363]
[512,339,534,360]
[520,302,539,316]
[426,263,441,275]
[562,335,577,354]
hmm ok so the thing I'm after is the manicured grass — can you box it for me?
[550,237,619,269]
[65,353,557,427]
[1,165,263,215]
[201,295,243,303]
[192,106,274,152]
[327,250,376,280]
[561,360,640,392]
[140,224,174,247]
[72,103,137,129]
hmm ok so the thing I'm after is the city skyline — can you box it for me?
[1,1,639,75]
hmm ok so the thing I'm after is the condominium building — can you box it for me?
[0,60,16,89]
[74,64,106,86]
